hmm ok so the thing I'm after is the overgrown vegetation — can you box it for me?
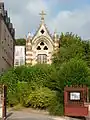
[0,32,90,116]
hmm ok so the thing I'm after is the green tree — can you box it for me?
[57,58,90,87]
[82,41,90,67]
[53,32,84,67]
[0,68,18,106]
[15,38,26,45]
[60,32,82,47]
[0,68,18,92]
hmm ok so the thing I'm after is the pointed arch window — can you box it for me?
[40,42,44,46]
[37,54,47,64]
[37,46,41,50]
[37,42,48,51]
[44,46,48,50]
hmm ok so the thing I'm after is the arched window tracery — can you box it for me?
[36,41,48,63]
[37,41,48,51]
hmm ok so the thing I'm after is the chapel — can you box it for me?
[26,11,60,65]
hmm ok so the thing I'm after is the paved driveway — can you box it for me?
[6,111,83,120]
[7,111,54,120]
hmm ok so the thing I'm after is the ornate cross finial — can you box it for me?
[39,10,46,22]
[54,29,57,33]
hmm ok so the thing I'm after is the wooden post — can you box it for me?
[2,85,7,120]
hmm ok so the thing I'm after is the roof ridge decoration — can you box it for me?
[39,10,46,23]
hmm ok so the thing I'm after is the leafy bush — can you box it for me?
[53,32,84,67]
[0,69,18,91]
[48,90,64,116]
[7,91,19,107]
[48,102,64,116]
[26,87,57,109]
[17,82,31,106]
[58,58,90,87]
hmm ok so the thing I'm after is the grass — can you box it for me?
[8,104,25,111]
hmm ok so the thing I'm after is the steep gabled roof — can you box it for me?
[32,10,53,43]
[32,22,53,42]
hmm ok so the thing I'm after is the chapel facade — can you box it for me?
[26,11,60,65]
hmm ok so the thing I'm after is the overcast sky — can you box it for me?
[3,0,90,40]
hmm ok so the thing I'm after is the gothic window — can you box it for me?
[40,42,44,46]
[37,54,47,64]
[44,46,48,50]
[40,29,44,34]
[43,55,47,63]
[37,42,48,50]
[37,46,41,50]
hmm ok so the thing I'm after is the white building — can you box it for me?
[14,46,25,66]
